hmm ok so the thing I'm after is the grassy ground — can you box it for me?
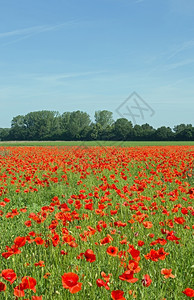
[0,140,194,146]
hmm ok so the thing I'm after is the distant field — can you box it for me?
[0,140,194,147]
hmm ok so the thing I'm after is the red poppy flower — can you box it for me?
[101,271,112,282]
[161,269,175,279]
[174,217,185,224]
[142,274,152,287]
[3,198,10,203]
[96,279,110,290]
[182,288,194,297]
[43,272,51,279]
[158,248,170,260]
[24,220,32,227]
[14,236,26,248]
[119,270,138,283]
[106,246,118,256]
[1,269,17,284]
[51,234,60,247]
[0,282,6,292]
[143,221,153,228]
[166,231,180,241]
[61,272,82,293]
[138,240,145,247]
[84,249,96,262]
[84,203,93,210]
[111,290,126,300]
[34,237,44,245]
[14,276,36,297]
[100,234,113,245]
[149,233,155,238]
[34,261,45,267]
[61,250,68,255]
[14,286,25,297]
[128,246,140,259]
[21,276,37,292]
[110,210,118,215]
[181,207,188,215]
[150,238,167,246]
[127,260,141,273]
[144,248,169,261]
[20,207,27,213]
[2,244,21,259]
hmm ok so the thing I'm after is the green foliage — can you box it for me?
[0,110,193,141]
[94,110,114,129]
[114,118,133,140]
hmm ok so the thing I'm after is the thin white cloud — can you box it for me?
[157,39,194,63]
[165,58,194,70]
[0,21,76,39]
[144,39,194,76]
[0,71,108,98]
[167,40,194,60]
[0,20,77,47]
[0,25,46,38]
[35,71,107,83]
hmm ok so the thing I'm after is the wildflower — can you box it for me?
[1,269,17,284]
[14,236,26,248]
[138,240,145,247]
[61,272,82,293]
[34,261,45,267]
[142,274,152,287]
[14,276,36,297]
[161,269,175,279]
[182,288,194,297]
[119,270,138,283]
[111,290,126,300]
[43,272,51,279]
[84,249,96,262]
[96,279,109,290]
[0,282,6,292]
[107,246,118,256]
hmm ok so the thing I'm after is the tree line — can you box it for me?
[0,110,193,141]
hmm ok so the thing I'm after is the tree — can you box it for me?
[0,128,10,141]
[5,110,194,141]
[173,124,192,134]
[59,112,71,140]
[173,124,193,141]
[101,124,115,140]
[154,126,174,141]
[114,118,133,140]
[175,128,193,141]
[24,111,59,140]
[90,123,102,140]
[94,110,114,129]
[10,115,26,140]
[133,124,144,140]
[141,123,155,140]
[66,111,91,140]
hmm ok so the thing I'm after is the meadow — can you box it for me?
[0,144,193,299]
[0,141,194,147]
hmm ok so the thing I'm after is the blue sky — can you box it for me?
[0,0,194,129]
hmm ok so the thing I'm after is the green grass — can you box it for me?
[0,140,194,146]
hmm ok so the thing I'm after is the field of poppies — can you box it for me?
[0,145,193,299]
